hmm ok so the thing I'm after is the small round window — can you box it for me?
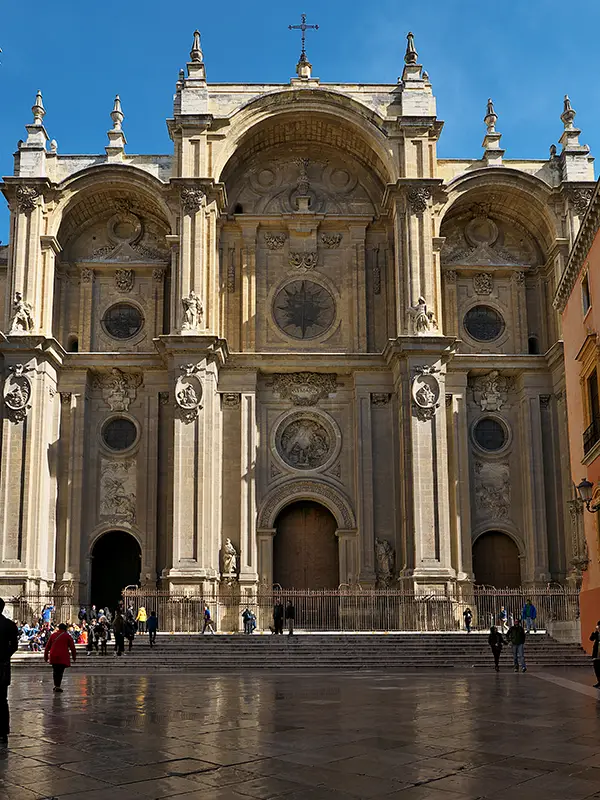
[473,418,507,451]
[102,303,143,340]
[102,418,138,451]
[463,306,504,342]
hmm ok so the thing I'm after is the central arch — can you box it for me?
[90,530,141,609]
[473,531,521,587]
[274,501,339,589]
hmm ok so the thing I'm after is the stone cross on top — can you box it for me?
[289,13,318,78]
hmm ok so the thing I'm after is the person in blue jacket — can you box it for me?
[521,600,537,633]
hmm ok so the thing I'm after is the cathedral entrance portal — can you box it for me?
[90,530,141,609]
[473,531,521,588]
[273,501,339,589]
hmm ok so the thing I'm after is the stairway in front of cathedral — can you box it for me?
[12,634,589,670]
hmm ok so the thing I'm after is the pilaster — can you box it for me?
[445,372,473,582]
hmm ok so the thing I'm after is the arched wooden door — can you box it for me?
[473,531,521,587]
[273,501,339,589]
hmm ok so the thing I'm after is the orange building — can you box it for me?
[557,178,600,651]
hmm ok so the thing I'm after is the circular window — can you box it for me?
[473,418,507,451]
[463,306,504,342]
[102,303,143,340]
[273,280,335,340]
[101,417,138,451]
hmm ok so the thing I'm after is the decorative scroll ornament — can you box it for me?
[567,187,594,217]
[412,366,440,422]
[265,233,286,250]
[221,538,238,577]
[321,233,342,249]
[181,290,204,332]
[93,368,142,412]
[473,272,493,295]
[408,296,437,334]
[175,363,203,423]
[9,292,35,334]
[80,269,94,283]
[115,269,134,293]
[15,185,40,214]
[375,538,395,587]
[289,252,318,271]
[3,364,32,423]
[180,187,205,214]
[272,372,337,406]
[407,187,432,214]
[470,370,512,412]
[152,268,165,283]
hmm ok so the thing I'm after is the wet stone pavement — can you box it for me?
[2,668,600,799]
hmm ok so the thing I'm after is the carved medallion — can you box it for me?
[175,363,203,423]
[274,410,340,472]
[273,280,335,340]
[412,366,440,422]
[3,364,32,423]
[272,373,337,406]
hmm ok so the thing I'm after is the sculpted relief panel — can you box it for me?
[99,459,136,523]
[274,410,340,473]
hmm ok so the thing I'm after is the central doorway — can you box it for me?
[90,530,141,609]
[472,531,521,587]
[273,501,339,589]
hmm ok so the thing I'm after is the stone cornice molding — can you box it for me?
[154,334,229,368]
[0,334,66,368]
[554,180,600,312]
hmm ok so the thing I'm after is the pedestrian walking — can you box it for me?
[506,618,527,672]
[202,603,215,634]
[44,623,76,692]
[0,598,19,745]
[285,601,295,636]
[521,599,537,634]
[135,606,147,634]
[463,607,473,634]
[112,612,125,656]
[124,618,136,652]
[488,625,505,671]
[498,606,508,634]
[589,621,600,687]
[273,601,284,635]
[97,617,108,655]
[147,611,158,647]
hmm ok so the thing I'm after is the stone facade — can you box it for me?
[0,33,594,601]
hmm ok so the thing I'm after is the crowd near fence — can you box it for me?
[6,586,579,634]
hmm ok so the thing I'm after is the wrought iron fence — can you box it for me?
[7,589,75,625]
[118,586,580,634]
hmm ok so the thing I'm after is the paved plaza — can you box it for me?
[2,668,600,799]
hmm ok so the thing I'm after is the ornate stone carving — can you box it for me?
[272,373,337,406]
[270,462,283,480]
[9,292,34,333]
[265,233,286,250]
[407,187,432,214]
[277,417,332,470]
[221,538,238,577]
[3,364,32,423]
[444,269,457,284]
[372,247,381,295]
[539,394,551,409]
[227,247,235,293]
[321,233,342,248]
[15,185,39,214]
[411,366,440,422]
[289,252,318,271]
[445,393,453,407]
[512,270,526,285]
[409,297,437,334]
[473,273,493,295]
[329,460,341,479]
[158,392,169,406]
[258,479,356,529]
[60,392,72,405]
[474,461,510,519]
[371,393,391,406]
[567,498,588,584]
[222,393,241,408]
[80,268,94,283]
[470,371,512,412]
[180,187,204,214]
[93,368,142,412]
[115,269,134,293]
[567,187,594,217]
[181,291,204,332]
[175,363,203,423]
[99,458,136,523]
[375,538,395,587]
[152,268,165,283]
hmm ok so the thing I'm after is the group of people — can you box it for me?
[462,600,538,635]
[273,601,295,635]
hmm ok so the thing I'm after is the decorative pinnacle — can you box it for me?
[190,30,203,63]
[404,32,418,65]
[31,90,45,126]
[561,94,576,129]
[110,95,124,131]
[484,98,498,133]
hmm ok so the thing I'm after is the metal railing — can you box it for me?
[584,415,600,455]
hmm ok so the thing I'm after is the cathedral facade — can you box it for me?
[0,31,593,606]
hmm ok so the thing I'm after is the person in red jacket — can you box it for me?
[44,623,76,692]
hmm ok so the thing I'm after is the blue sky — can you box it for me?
[1,1,599,240]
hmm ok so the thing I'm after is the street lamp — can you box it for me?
[577,478,598,513]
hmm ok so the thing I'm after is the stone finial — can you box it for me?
[190,30,203,63]
[49,139,58,154]
[110,95,124,132]
[404,32,418,65]
[31,90,45,126]
[558,93,591,178]
[561,94,576,130]
[484,98,497,133]
[550,143,557,158]
[105,94,127,159]
[481,97,504,166]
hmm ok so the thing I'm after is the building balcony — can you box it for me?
[583,416,600,456]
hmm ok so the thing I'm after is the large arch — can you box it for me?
[89,529,142,609]
[257,479,357,530]
[273,500,339,589]
[472,529,523,587]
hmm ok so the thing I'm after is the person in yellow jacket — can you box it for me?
[135,606,148,634]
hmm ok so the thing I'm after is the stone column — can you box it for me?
[511,271,528,353]
[355,377,375,583]
[239,380,258,586]
[78,268,94,350]
[445,372,473,582]
[349,224,368,351]
[336,530,360,585]
[443,270,459,337]
[240,223,258,351]
[256,529,276,587]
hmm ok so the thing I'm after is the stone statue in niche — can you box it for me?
[409,297,437,334]
[222,538,238,576]
[375,538,395,586]
[181,291,204,332]
[9,292,35,333]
